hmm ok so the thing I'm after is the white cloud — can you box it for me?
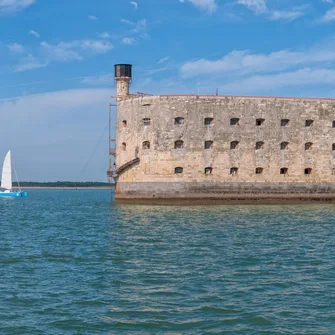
[8,43,25,54]
[99,32,110,39]
[81,73,114,85]
[269,7,307,21]
[182,0,217,13]
[122,37,135,45]
[321,7,335,21]
[88,15,97,20]
[0,0,35,13]
[120,18,135,25]
[0,89,111,181]
[158,56,170,64]
[28,29,40,38]
[322,0,333,4]
[14,54,47,72]
[130,1,138,9]
[180,47,335,78]
[237,0,267,14]
[221,68,335,93]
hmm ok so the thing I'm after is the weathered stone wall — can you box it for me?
[115,95,335,200]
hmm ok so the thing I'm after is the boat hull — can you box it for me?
[0,192,27,197]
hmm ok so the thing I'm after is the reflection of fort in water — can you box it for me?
[111,64,335,203]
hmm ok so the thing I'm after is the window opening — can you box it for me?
[174,140,184,149]
[175,117,184,125]
[281,142,289,150]
[205,141,213,149]
[175,167,183,174]
[305,120,314,127]
[281,119,289,127]
[305,168,312,175]
[280,168,288,175]
[122,120,127,127]
[305,142,313,151]
[205,167,213,175]
[230,167,238,175]
[256,167,263,174]
[143,118,151,126]
[142,141,150,150]
[230,141,239,150]
[230,118,240,126]
[333,121,335,128]
[332,143,335,151]
[256,118,265,126]
[256,141,264,150]
[122,142,126,151]
[204,117,213,125]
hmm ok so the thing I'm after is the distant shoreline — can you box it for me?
[19,186,114,190]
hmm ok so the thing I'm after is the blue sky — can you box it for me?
[1,0,335,181]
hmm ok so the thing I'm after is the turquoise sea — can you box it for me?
[0,190,334,334]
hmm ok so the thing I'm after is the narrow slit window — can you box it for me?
[281,142,289,150]
[256,141,264,150]
[122,142,126,151]
[174,140,184,149]
[142,141,150,150]
[230,118,239,126]
[305,142,313,151]
[305,168,312,175]
[230,141,239,150]
[175,167,183,174]
[122,120,127,127]
[332,168,335,175]
[230,167,238,175]
[175,117,184,125]
[281,119,289,127]
[256,167,263,174]
[143,118,151,126]
[205,141,213,149]
[280,168,288,175]
[332,121,335,128]
[332,143,335,151]
[305,120,314,127]
[204,117,213,125]
[256,118,265,126]
[205,167,213,175]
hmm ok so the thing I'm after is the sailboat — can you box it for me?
[0,150,27,197]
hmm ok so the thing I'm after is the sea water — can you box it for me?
[0,190,334,334]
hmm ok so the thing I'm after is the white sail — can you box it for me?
[1,151,12,190]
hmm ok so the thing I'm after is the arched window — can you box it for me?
[174,140,184,149]
[256,118,265,126]
[230,167,238,175]
[230,118,239,126]
[122,142,126,151]
[256,167,263,174]
[281,119,289,127]
[122,120,127,127]
[305,168,312,175]
[142,141,150,150]
[143,118,151,126]
[256,141,264,150]
[204,117,213,125]
[230,141,239,150]
[305,142,313,151]
[175,117,184,125]
[205,167,213,175]
[305,120,314,127]
[205,140,213,149]
[280,168,288,175]
[175,167,183,174]
[281,142,289,150]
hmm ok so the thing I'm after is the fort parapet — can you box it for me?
[113,64,335,203]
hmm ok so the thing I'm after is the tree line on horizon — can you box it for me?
[12,181,113,187]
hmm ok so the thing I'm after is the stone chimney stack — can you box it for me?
[114,64,132,98]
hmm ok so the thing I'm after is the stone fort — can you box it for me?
[112,64,335,203]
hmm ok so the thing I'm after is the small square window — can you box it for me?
[256,167,263,174]
[281,119,289,127]
[280,168,288,175]
[230,118,239,126]
[175,167,183,174]
[143,118,151,126]
[305,120,314,127]
[256,118,265,126]
[204,117,213,126]
[205,167,213,175]
[175,117,184,125]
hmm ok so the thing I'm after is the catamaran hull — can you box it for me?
[0,192,27,197]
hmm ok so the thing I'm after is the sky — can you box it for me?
[1,0,335,181]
